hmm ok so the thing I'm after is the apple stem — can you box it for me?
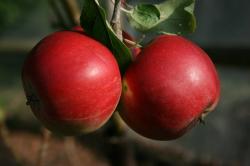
[198,117,206,125]
[49,0,80,29]
[110,0,133,14]
[111,0,123,41]
[49,0,68,29]
[61,0,81,26]
[37,128,51,166]
[124,39,142,48]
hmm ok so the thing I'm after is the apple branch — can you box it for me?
[61,0,81,26]
[64,137,81,166]
[37,128,51,166]
[111,0,123,41]
[109,0,127,136]
[111,0,133,14]
[49,0,68,29]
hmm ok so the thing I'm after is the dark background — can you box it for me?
[0,0,250,166]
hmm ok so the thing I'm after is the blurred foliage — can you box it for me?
[0,109,5,123]
[0,0,41,31]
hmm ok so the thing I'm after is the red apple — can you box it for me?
[119,34,220,140]
[22,30,122,135]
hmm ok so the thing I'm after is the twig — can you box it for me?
[110,0,133,14]
[124,39,142,48]
[61,0,81,26]
[37,128,51,166]
[110,0,123,41]
[108,2,134,160]
[48,0,68,29]
[109,0,127,138]
[64,137,81,166]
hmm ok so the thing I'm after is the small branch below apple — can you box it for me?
[37,128,51,166]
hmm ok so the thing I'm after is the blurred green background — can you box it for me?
[0,0,250,166]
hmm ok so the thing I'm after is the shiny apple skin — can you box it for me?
[22,31,122,135]
[119,35,220,140]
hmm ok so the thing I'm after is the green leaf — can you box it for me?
[129,4,160,31]
[128,0,196,34]
[80,0,132,74]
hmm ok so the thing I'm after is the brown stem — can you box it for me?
[64,137,80,166]
[109,0,131,155]
[61,0,81,26]
[37,128,51,166]
[111,0,123,41]
[109,0,126,137]
[123,39,142,48]
[48,0,68,29]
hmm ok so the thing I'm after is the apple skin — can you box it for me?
[119,35,220,140]
[22,30,122,135]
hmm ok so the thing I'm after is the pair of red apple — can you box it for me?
[22,28,220,140]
